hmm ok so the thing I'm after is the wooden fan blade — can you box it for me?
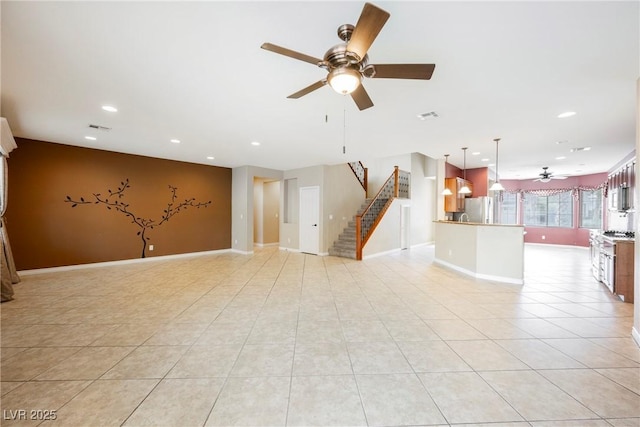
[370,64,436,80]
[347,3,390,61]
[350,84,374,111]
[287,80,327,99]
[261,43,322,66]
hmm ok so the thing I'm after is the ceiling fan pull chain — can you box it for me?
[343,97,347,154]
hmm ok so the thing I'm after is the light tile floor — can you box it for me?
[1,244,639,426]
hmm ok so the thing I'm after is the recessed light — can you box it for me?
[206,156,215,160]
[481,158,489,162]
[84,136,97,141]
[471,152,480,156]
[251,141,261,146]
[555,156,566,160]
[557,111,576,118]
[170,139,181,144]
[583,146,591,151]
[102,105,118,112]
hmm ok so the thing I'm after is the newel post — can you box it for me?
[355,214,363,261]
[363,167,368,194]
[393,166,399,198]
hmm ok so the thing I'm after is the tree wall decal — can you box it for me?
[65,178,212,258]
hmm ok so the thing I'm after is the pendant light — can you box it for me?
[441,154,453,196]
[489,138,505,191]
[459,147,471,194]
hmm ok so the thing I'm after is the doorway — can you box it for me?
[253,178,280,247]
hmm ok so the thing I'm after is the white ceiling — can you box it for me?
[2,1,638,180]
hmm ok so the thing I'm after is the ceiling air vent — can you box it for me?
[417,111,439,120]
[88,124,111,131]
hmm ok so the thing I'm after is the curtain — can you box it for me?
[1,118,19,302]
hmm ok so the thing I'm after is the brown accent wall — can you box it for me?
[6,139,231,270]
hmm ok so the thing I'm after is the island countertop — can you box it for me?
[434,221,524,284]
[433,220,524,228]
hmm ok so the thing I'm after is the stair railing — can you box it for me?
[348,161,368,192]
[355,166,410,260]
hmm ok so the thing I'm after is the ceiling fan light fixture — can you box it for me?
[328,67,361,95]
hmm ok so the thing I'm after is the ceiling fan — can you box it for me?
[261,2,436,111]
[533,167,568,183]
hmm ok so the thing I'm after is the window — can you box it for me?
[499,192,518,224]
[523,191,573,227]
[580,189,602,229]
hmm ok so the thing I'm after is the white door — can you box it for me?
[299,186,320,254]
[400,205,410,250]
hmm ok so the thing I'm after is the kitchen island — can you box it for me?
[434,221,525,284]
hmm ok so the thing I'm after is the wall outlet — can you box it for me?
[149,245,154,251]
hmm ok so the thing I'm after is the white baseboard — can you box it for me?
[230,249,253,255]
[363,248,402,260]
[434,258,524,285]
[254,242,279,248]
[279,247,300,253]
[19,248,233,276]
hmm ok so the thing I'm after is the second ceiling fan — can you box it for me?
[534,167,568,183]
[261,2,436,111]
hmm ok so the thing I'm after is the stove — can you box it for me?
[603,230,634,238]
[601,230,635,243]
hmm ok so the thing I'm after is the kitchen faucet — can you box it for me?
[459,213,469,222]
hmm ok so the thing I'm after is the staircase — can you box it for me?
[328,199,372,259]
[330,165,410,261]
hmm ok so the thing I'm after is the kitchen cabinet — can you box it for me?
[444,177,473,212]
[613,240,634,303]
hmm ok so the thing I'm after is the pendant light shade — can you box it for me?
[459,147,472,194]
[441,154,453,195]
[489,138,505,191]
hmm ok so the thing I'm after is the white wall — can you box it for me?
[323,163,367,253]
[280,165,324,252]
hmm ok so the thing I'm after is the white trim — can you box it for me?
[230,249,253,255]
[279,247,300,252]
[318,252,329,257]
[254,242,279,248]
[19,249,232,276]
[363,248,402,260]
[411,241,434,248]
[632,327,640,348]
[434,258,524,285]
